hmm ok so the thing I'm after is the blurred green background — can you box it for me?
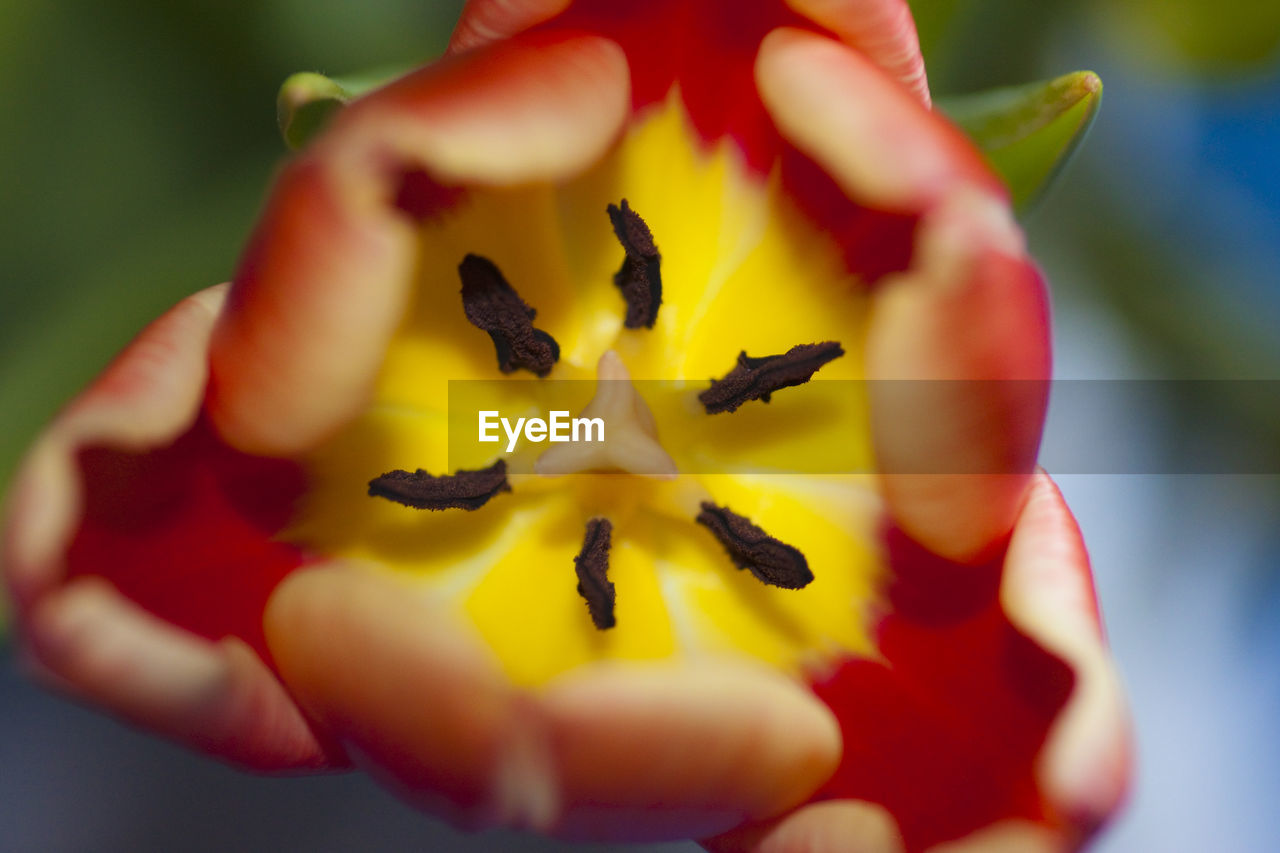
[2,1,1279,851]
[0,1,464,489]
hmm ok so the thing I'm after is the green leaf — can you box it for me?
[277,71,350,151]
[277,65,415,150]
[939,71,1102,215]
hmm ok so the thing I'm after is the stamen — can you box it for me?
[573,518,616,630]
[368,459,511,511]
[607,199,662,329]
[696,502,814,590]
[698,341,845,414]
[459,254,560,377]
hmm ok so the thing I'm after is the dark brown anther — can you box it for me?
[696,502,813,590]
[368,459,511,511]
[698,341,845,414]
[459,253,560,376]
[607,199,662,329]
[574,518,616,630]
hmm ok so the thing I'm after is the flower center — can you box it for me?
[286,94,885,686]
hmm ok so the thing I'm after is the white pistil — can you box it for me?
[533,350,678,479]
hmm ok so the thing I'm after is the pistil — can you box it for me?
[534,350,678,479]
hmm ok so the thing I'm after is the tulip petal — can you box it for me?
[783,0,931,107]
[4,284,226,612]
[24,576,335,770]
[2,283,321,758]
[264,564,516,825]
[542,659,841,841]
[928,820,1060,853]
[867,187,1050,562]
[805,472,1125,851]
[526,2,807,171]
[811,532,1072,850]
[207,156,417,458]
[940,72,1103,215]
[66,420,313,663]
[704,799,905,853]
[347,33,630,187]
[708,810,1063,853]
[1002,473,1132,835]
[265,563,841,842]
[756,28,1000,212]
[209,33,631,456]
[449,0,574,53]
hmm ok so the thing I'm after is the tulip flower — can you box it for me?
[1,0,1130,849]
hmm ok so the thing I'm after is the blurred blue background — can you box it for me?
[2,1,1279,850]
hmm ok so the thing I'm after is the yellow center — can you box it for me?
[286,93,885,685]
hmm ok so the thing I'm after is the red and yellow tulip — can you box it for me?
[1,1,1129,849]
